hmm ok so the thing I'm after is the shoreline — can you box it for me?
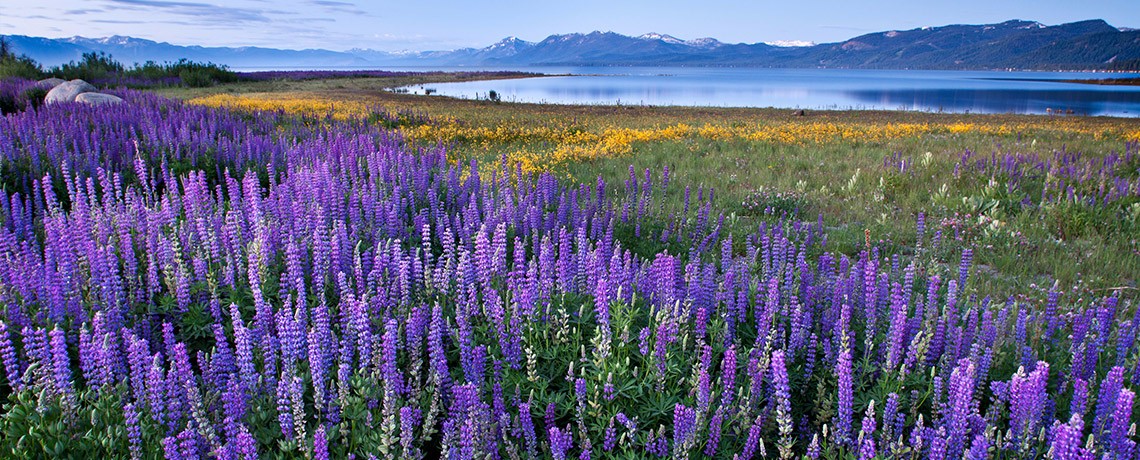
[1063,77,1140,86]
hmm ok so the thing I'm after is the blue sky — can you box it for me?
[2,0,1138,51]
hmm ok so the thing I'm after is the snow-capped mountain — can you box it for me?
[638,33,686,45]
[764,40,816,47]
[5,19,1137,70]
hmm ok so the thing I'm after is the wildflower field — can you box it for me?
[0,74,1137,459]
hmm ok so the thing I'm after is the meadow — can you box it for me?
[0,72,1134,459]
[175,77,1140,294]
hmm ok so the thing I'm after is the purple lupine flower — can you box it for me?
[603,421,617,452]
[1010,361,1050,450]
[603,374,616,401]
[1044,289,1061,343]
[49,327,74,402]
[966,433,989,460]
[146,355,167,427]
[771,349,794,459]
[124,402,142,460]
[575,377,587,402]
[1110,389,1135,460]
[721,345,737,407]
[170,343,217,448]
[1071,378,1089,418]
[836,345,854,445]
[945,358,977,459]
[549,426,574,460]
[428,302,451,392]
[221,378,247,441]
[230,304,257,392]
[381,319,404,395]
[672,403,698,453]
[928,430,948,460]
[594,276,611,335]
[313,425,329,460]
[740,416,765,460]
[163,436,182,460]
[79,326,110,390]
[545,402,558,434]
[858,400,877,460]
[0,321,22,389]
[916,212,926,244]
[520,401,538,457]
[1051,414,1090,460]
[400,406,421,458]
[638,327,651,356]
[886,281,908,371]
[647,429,669,457]
[704,407,724,457]
[861,252,878,357]
[177,428,199,459]
[1095,366,1125,438]
[958,248,972,288]
[882,393,902,447]
[615,412,636,433]
[277,374,295,439]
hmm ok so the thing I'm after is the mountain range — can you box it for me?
[4,19,1139,70]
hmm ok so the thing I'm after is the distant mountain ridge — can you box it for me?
[4,19,1138,70]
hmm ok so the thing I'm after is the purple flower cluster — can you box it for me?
[958,144,1140,209]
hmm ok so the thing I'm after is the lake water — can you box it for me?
[394,67,1140,117]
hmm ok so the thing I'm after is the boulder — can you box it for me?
[44,79,97,104]
[34,78,67,90]
[74,92,124,105]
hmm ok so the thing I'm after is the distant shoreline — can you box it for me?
[1062,77,1140,86]
[976,76,1140,86]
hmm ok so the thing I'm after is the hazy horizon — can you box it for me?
[2,0,1138,52]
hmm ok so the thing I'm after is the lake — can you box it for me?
[394,67,1140,117]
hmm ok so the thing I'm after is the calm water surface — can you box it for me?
[394,67,1140,117]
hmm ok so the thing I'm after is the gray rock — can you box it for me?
[34,78,67,90]
[44,79,97,104]
[74,92,124,105]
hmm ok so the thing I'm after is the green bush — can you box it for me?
[51,51,124,81]
[0,58,42,79]
[46,52,238,88]
[179,68,216,87]
[21,86,47,109]
[0,93,15,115]
[0,38,43,79]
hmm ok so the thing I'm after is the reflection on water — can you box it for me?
[843,88,1140,116]
[400,68,1140,117]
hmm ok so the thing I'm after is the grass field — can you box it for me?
[161,75,1140,297]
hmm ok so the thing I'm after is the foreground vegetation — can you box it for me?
[0,72,1136,459]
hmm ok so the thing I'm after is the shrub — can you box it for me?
[45,53,237,88]
[179,68,216,87]
[0,38,43,80]
[20,86,47,109]
[0,78,42,115]
[51,51,124,81]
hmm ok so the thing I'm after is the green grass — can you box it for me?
[562,135,1139,295]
